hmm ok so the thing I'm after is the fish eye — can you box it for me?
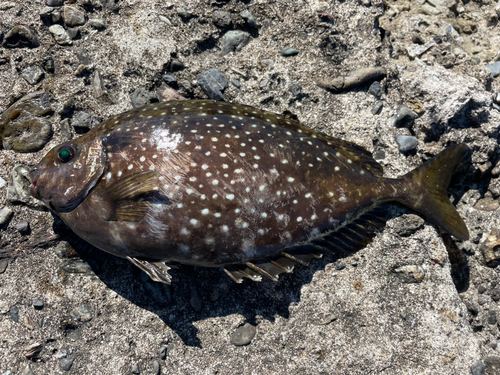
[56,145,76,163]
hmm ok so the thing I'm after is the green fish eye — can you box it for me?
[57,145,75,163]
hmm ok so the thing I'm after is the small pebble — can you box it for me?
[158,345,167,360]
[0,301,9,314]
[49,24,72,45]
[393,105,417,128]
[259,59,275,71]
[289,82,302,98]
[60,356,75,371]
[197,68,228,101]
[485,61,500,78]
[486,310,497,325]
[351,260,358,267]
[46,0,64,5]
[478,296,488,305]
[368,81,382,98]
[131,363,141,374]
[152,360,160,375]
[231,78,241,88]
[477,285,487,294]
[131,88,159,108]
[21,66,45,85]
[212,10,232,28]
[75,46,91,65]
[221,30,251,55]
[66,27,79,40]
[10,306,19,322]
[393,265,425,283]
[0,259,9,274]
[24,343,43,359]
[70,304,92,322]
[15,220,30,234]
[0,206,13,226]
[240,9,257,28]
[470,360,485,375]
[71,111,100,131]
[162,74,177,85]
[60,259,94,275]
[176,8,192,20]
[335,262,346,270]
[62,6,86,27]
[230,323,256,346]
[89,18,106,30]
[281,46,299,56]
[42,56,55,73]
[33,299,44,310]
[396,135,418,153]
[372,101,383,115]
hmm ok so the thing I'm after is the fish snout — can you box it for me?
[28,167,41,199]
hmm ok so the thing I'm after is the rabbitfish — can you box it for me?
[29,100,469,283]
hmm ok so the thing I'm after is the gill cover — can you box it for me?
[31,137,106,213]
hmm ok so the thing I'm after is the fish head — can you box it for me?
[29,136,106,213]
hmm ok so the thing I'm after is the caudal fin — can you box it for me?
[399,144,469,240]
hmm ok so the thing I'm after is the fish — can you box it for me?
[28,100,469,284]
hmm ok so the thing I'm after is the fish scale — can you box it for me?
[29,100,469,284]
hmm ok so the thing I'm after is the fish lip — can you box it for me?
[28,167,41,199]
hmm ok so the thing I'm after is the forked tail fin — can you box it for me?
[398,144,470,240]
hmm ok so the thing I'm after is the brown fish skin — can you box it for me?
[29,100,469,282]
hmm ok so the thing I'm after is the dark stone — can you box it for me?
[33,299,44,310]
[486,310,497,325]
[10,306,19,322]
[335,262,346,270]
[393,105,417,128]
[281,46,299,56]
[471,360,485,375]
[477,285,487,294]
[231,78,241,88]
[197,68,228,101]
[3,25,40,48]
[176,8,193,21]
[396,135,418,153]
[169,59,185,72]
[42,56,55,73]
[40,7,62,25]
[372,101,383,115]
[491,288,500,302]
[240,10,257,28]
[21,66,45,85]
[162,74,177,86]
[71,111,100,131]
[289,82,302,97]
[131,88,159,108]
[46,0,64,5]
[66,27,80,40]
[221,30,251,55]
[433,35,443,44]
[230,323,256,346]
[15,220,30,235]
[60,356,75,371]
[368,81,382,98]
[212,10,232,28]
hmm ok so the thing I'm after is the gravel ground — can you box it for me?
[1,0,500,374]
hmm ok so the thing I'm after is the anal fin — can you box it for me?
[126,256,172,284]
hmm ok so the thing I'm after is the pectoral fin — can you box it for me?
[97,171,159,221]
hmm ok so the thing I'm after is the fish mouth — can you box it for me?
[28,167,41,199]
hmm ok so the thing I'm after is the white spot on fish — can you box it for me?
[226,194,235,200]
[201,208,209,215]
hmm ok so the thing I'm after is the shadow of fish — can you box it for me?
[29,100,469,284]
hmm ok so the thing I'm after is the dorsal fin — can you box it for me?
[223,207,387,283]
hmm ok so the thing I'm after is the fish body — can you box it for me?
[29,100,469,283]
